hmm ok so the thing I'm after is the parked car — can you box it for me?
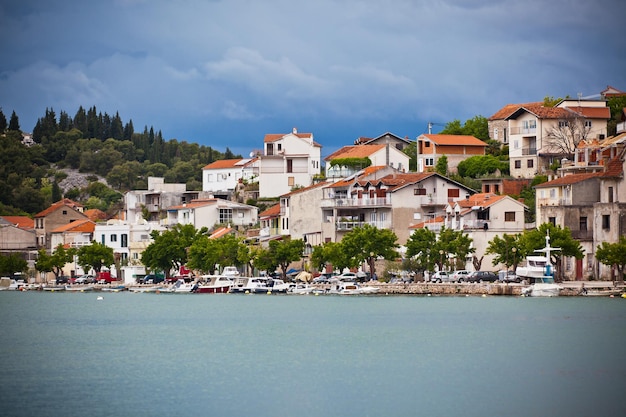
[142,274,165,284]
[74,275,94,284]
[467,271,498,283]
[429,271,449,283]
[498,270,520,283]
[56,275,70,284]
[451,270,470,282]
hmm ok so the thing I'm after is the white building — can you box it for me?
[166,198,258,231]
[258,128,322,197]
[202,158,258,194]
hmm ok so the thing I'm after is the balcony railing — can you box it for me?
[570,230,593,240]
[510,126,537,135]
[461,220,491,230]
[336,220,391,231]
[521,147,537,156]
[321,196,392,208]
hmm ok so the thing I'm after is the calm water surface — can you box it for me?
[1,291,625,417]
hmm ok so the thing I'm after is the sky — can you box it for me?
[1,0,625,158]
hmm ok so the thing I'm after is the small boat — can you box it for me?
[230,277,265,293]
[520,232,562,297]
[194,275,233,293]
[172,279,197,293]
[288,282,315,295]
[43,286,66,292]
[252,278,290,294]
[327,279,379,295]
[64,285,95,292]
[101,285,126,292]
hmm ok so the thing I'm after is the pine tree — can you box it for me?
[0,108,7,132]
[8,111,20,131]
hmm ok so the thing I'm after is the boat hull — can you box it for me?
[195,285,231,294]
[523,283,561,297]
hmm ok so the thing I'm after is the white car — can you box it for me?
[451,270,470,282]
[429,271,449,283]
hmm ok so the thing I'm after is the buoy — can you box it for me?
[97,296,103,300]
[267,291,272,295]
[245,290,250,294]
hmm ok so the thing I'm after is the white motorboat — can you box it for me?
[195,275,233,293]
[230,277,266,293]
[327,279,379,295]
[519,232,562,297]
[252,278,290,294]
[288,283,315,295]
[171,279,196,293]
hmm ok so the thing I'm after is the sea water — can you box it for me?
[1,291,625,417]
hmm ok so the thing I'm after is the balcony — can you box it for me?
[510,126,537,135]
[461,220,491,230]
[321,196,392,208]
[336,220,391,231]
[521,147,537,156]
[571,230,593,240]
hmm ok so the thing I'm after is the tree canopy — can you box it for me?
[595,236,626,281]
[77,242,115,275]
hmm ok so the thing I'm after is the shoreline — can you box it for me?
[7,280,625,297]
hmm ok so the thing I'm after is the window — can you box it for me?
[513,140,519,149]
[494,128,499,140]
[101,235,106,244]
[548,217,556,226]
[447,189,460,198]
[579,217,587,231]
[266,143,274,156]
[484,185,490,193]
[287,159,293,173]
[121,234,128,248]
[425,141,431,148]
[527,159,534,168]
[505,212,515,222]
[514,160,521,169]
[207,174,213,182]
[602,215,610,230]
[62,210,67,215]
[584,120,592,128]
[608,186,614,203]
[549,189,556,198]
[219,209,233,224]
[425,158,434,166]
[288,176,295,186]
[110,234,117,242]
[414,188,426,195]
[277,144,282,151]
[369,212,377,222]
[559,121,569,128]
[494,184,500,194]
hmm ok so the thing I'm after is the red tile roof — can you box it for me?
[456,193,506,209]
[325,144,386,160]
[84,209,108,221]
[534,173,601,188]
[409,216,445,229]
[168,199,218,210]
[264,131,321,147]
[602,157,624,178]
[420,134,487,147]
[50,219,95,233]
[566,106,611,119]
[34,198,85,218]
[360,172,435,190]
[209,227,234,239]
[489,102,541,120]
[259,204,280,218]
[282,180,328,197]
[0,216,34,229]
[203,158,254,170]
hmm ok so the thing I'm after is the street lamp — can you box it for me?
[439,250,444,271]
[512,247,517,271]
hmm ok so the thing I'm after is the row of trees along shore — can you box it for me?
[6,223,623,283]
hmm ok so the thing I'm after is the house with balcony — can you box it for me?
[534,139,626,280]
[325,144,410,179]
[125,177,207,225]
[33,198,88,249]
[505,100,610,178]
[202,157,259,198]
[257,128,322,198]
[415,134,487,173]
[166,198,258,232]
[259,203,281,243]
[320,167,475,245]
[488,102,540,145]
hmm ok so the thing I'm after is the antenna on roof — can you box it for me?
[427,122,445,134]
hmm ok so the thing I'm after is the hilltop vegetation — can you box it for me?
[0,106,241,216]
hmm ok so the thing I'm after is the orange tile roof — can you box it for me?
[203,158,249,170]
[209,227,234,239]
[565,106,611,119]
[1,216,34,229]
[168,199,218,210]
[282,180,328,197]
[361,172,435,189]
[409,216,445,229]
[84,209,108,221]
[264,131,322,147]
[489,102,541,120]
[420,134,487,147]
[34,198,84,218]
[456,193,506,209]
[534,173,601,188]
[324,144,386,160]
[602,158,624,178]
[51,219,95,233]
[259,204,280,218]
